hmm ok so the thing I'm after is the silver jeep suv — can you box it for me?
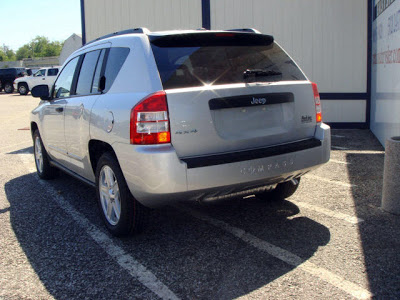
[30,28,330,236]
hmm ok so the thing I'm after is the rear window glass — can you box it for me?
[151,39,306,90]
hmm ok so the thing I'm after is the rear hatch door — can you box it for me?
[150,32,317,159]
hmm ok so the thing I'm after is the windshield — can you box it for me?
[151,40,306,89]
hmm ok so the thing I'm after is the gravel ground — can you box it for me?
[0,92,399,299]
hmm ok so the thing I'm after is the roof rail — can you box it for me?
[226,28,261,34]
[85,28,150,45]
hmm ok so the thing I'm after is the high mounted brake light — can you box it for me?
[311,82,322,124]
[130,91,171,145]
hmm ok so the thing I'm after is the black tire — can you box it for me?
[33,130,58,179]
[95,152,149,236]
[256,178,301,201]
[4,82,14,94]
[18,83,29,95]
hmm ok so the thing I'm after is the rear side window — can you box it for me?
[48,68,59,76]
[76,50,101,95]
[151,34,306,89]
[103,47,129,93]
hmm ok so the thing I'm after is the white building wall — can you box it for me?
[371,0,400,146]
[84,0,202,42]
[210,0,367,94]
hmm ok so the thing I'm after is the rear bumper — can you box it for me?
[114,123,330,208]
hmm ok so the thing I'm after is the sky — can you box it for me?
[0,0,81,51]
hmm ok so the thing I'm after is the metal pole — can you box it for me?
[382,136,400,215]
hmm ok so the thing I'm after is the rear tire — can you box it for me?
[4,82,14,94]
[33,130,58,179]
[256,178,301,201]
[95,152,149,236]
[18,83,29,95]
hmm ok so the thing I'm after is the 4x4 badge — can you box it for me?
[301,115,312,123]
[175,129,198,135]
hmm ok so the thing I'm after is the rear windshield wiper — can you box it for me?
[243,69,282,79]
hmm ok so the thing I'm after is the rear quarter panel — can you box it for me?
[89,35,163,155]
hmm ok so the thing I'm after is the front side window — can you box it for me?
[53,57,79,99]
[76,50,101,95]
[35,69,46,77]
[48,68,59,76]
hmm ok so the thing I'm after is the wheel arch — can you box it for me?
[31,122,38,138]
[88,140,119,175]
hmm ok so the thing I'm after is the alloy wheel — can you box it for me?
[99,166,121,225]
[34,136,43,173]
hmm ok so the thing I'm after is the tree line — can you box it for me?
[0,36,63,62]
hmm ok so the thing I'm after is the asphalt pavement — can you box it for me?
[0,92,399,299]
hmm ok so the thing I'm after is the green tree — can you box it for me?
[16,45,32,60]
[30,36,49,57]
[15,36,64,60]
[0,46,16,61]
[5,48,16,61]
[43,41,63,57]
[0,49,5,61]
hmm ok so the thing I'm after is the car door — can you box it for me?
[63,48,106,178]
[30,69,47,89]
[45,68,59,89]
[40,57,79,165]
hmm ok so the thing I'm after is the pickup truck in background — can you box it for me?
[14,67,59,95]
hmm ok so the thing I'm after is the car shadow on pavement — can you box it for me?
[335,129,400,298]
[0,207,10,214]
[7,146,33,154]
[5,171,331,299]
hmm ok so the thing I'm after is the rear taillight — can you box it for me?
[311,82,322,123]
[130,91,171,145]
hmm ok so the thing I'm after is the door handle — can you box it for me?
[55,107,64,113]
[42,78,46,80]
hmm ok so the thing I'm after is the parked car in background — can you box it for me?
[14,67,60,95]
[0,68,27,93]
[30,28,330,236]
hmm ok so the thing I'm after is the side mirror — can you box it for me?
[31,85,51,100]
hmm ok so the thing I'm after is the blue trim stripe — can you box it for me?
[319,93,367,100]
[202,0,211,29]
